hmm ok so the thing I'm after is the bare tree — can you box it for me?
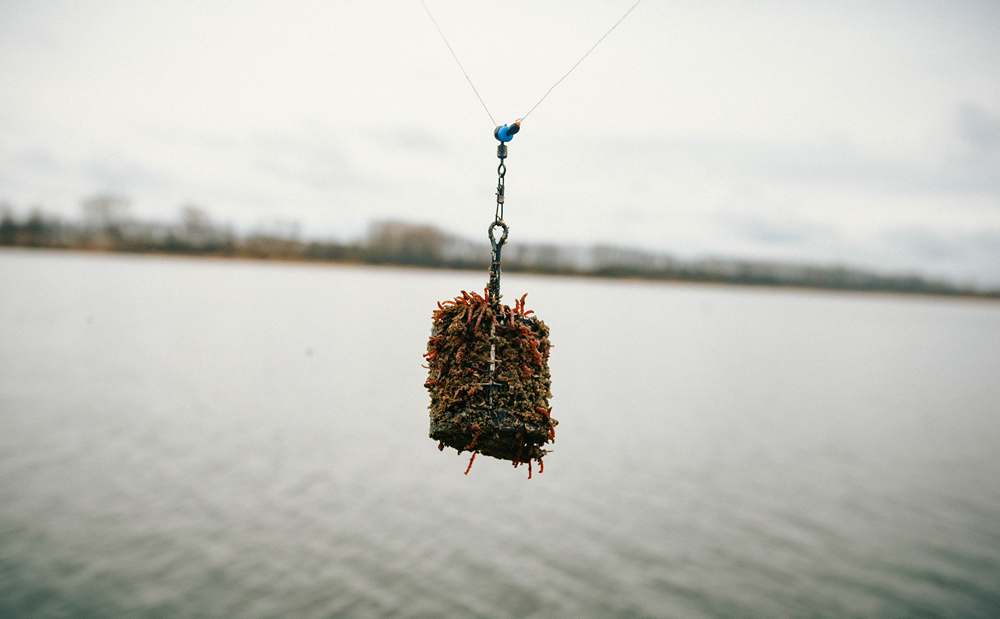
[81,193,130,234]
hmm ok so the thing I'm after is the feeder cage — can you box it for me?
[424,290,556,468]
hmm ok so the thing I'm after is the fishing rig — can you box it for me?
[420,1,641,476]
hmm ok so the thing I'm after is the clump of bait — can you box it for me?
[424,289,556,477]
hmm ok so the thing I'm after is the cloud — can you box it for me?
[581,125,1000,200]
[81,156,173,194]
[956,102,1000,155]
[722,210,837,246]
[363,126,453,156]
[12,149,64,175]
[882,227,967,261]
[880,225,1000,283]
[251,141,365,194]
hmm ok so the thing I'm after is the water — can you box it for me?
[2,249,999,618]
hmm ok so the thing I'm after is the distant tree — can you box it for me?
[180,204,211,234]
[176,204,212,248]
[366,220,448,265]
[0,202,17,245]
[23,208,49,246]
[81,193,130,235]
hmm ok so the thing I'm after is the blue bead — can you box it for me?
[495,123,520,143]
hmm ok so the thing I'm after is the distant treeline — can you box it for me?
[2,194,997,299]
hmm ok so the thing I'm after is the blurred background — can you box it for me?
[2,1,1000,617]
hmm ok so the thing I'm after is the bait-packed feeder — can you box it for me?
[424,193,557,475]
[424,285,556,475]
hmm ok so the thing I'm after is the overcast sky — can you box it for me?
[2,0,999,284]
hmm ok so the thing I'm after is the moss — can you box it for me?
[424,289,557,473]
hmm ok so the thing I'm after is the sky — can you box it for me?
[1,0,999,285]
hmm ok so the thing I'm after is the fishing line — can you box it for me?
[420,0,497,127]
[420,0,641,125]
[520,0,642,121]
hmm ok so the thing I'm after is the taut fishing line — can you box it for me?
[420,0,641,476]
[420,0,642,127]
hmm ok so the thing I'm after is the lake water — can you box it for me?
[2,249,1000,618]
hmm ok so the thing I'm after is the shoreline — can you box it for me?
[4,245,998,305]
